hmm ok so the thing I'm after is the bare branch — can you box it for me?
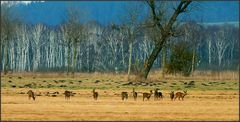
[147,0,164,33]
[165,1,192,33]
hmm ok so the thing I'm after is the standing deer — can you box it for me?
[154,88,163,100]
[121,92,128,101]
[174,90,187,101]
[64,90,71,100]
[132,88,138,101]
[169,91,174,101]
[93,88,98,100]
[143,90,153,101]
[27,90,35,100]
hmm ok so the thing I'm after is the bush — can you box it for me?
[166,41,196,76]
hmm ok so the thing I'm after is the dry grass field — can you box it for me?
[1,71,239,121]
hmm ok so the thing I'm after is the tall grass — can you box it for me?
[1,70,238,81]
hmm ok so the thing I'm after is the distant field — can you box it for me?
[1,71,239,91]
[1,72,239,121]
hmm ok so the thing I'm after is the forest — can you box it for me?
[1,1,239,76]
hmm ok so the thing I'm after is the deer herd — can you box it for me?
[26,88,188,101]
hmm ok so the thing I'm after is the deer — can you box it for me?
[121,92,128,101]
[154,88,163,100]
[92,88,98,100]
[169,91,174,101]
[174,90,187,101]
[64,90,71,100]
[143,90,153,101]
[27,90,36,101]
[132,88,138,101]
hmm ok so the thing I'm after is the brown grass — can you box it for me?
[1,88,239,121]
[149,70,238,81]
[2,70,238,81]
[1,72,239,120]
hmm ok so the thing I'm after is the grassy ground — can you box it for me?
[1,72,238,91]
[1,72,239,121]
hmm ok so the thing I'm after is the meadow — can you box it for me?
[1,71,239,121]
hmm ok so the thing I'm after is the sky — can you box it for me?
[2,1,239,26]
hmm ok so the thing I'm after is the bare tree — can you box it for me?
[214,25,232,68]
[225,25,238,67]
[60,6,86,76]
[205,25,218,68]
[183,21,203,75]
[15,23,30,71]
[138,0,192,79]
[101,24,123,73]
[85,22,106,72]
[119,2,143,80]
[1,4,16,74]
[31,23,46,71]
[206,32,213,66]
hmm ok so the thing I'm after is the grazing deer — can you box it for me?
[64,90,71,100]
[174,90,187,101]
[169,91,174,101]
[27,90,35,100]
[143,90,153,101]
[132,88,138,101]
[53,91,59,94]
[121,92,128,101]
[93,88,98,100]
[154,88,163,100]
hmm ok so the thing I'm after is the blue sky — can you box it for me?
[5,1,239,26]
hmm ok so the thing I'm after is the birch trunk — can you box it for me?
[127,41,133,80]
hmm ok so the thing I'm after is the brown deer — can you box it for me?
[121,92,128,101]
[132,88,138,101]
[143,90,153,101]
[93,88,98,100]
[64,90,71,100]
[27,90,35,100]
[169,91,174,101]
[154,88,163,100]
[174,90,187,101]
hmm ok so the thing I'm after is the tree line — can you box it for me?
[1,1,239,78]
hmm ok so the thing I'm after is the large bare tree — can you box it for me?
[138,0,192,79]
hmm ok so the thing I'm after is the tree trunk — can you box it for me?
[161,46,166,78]
[72,43,78,77]
[87,43,90,72]
[33,47,40,72]
[139,39,166,79]
[208,39,212,65]
[121,41,125,68]
[4,42,9,75]
[191,49,196,75]
[218,55,222,68]
[10,44,14,71]
[127,41,133,80]
[0,43,3,73]
[67,44,71,75]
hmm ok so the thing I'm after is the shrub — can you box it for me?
[166,41,197,76]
